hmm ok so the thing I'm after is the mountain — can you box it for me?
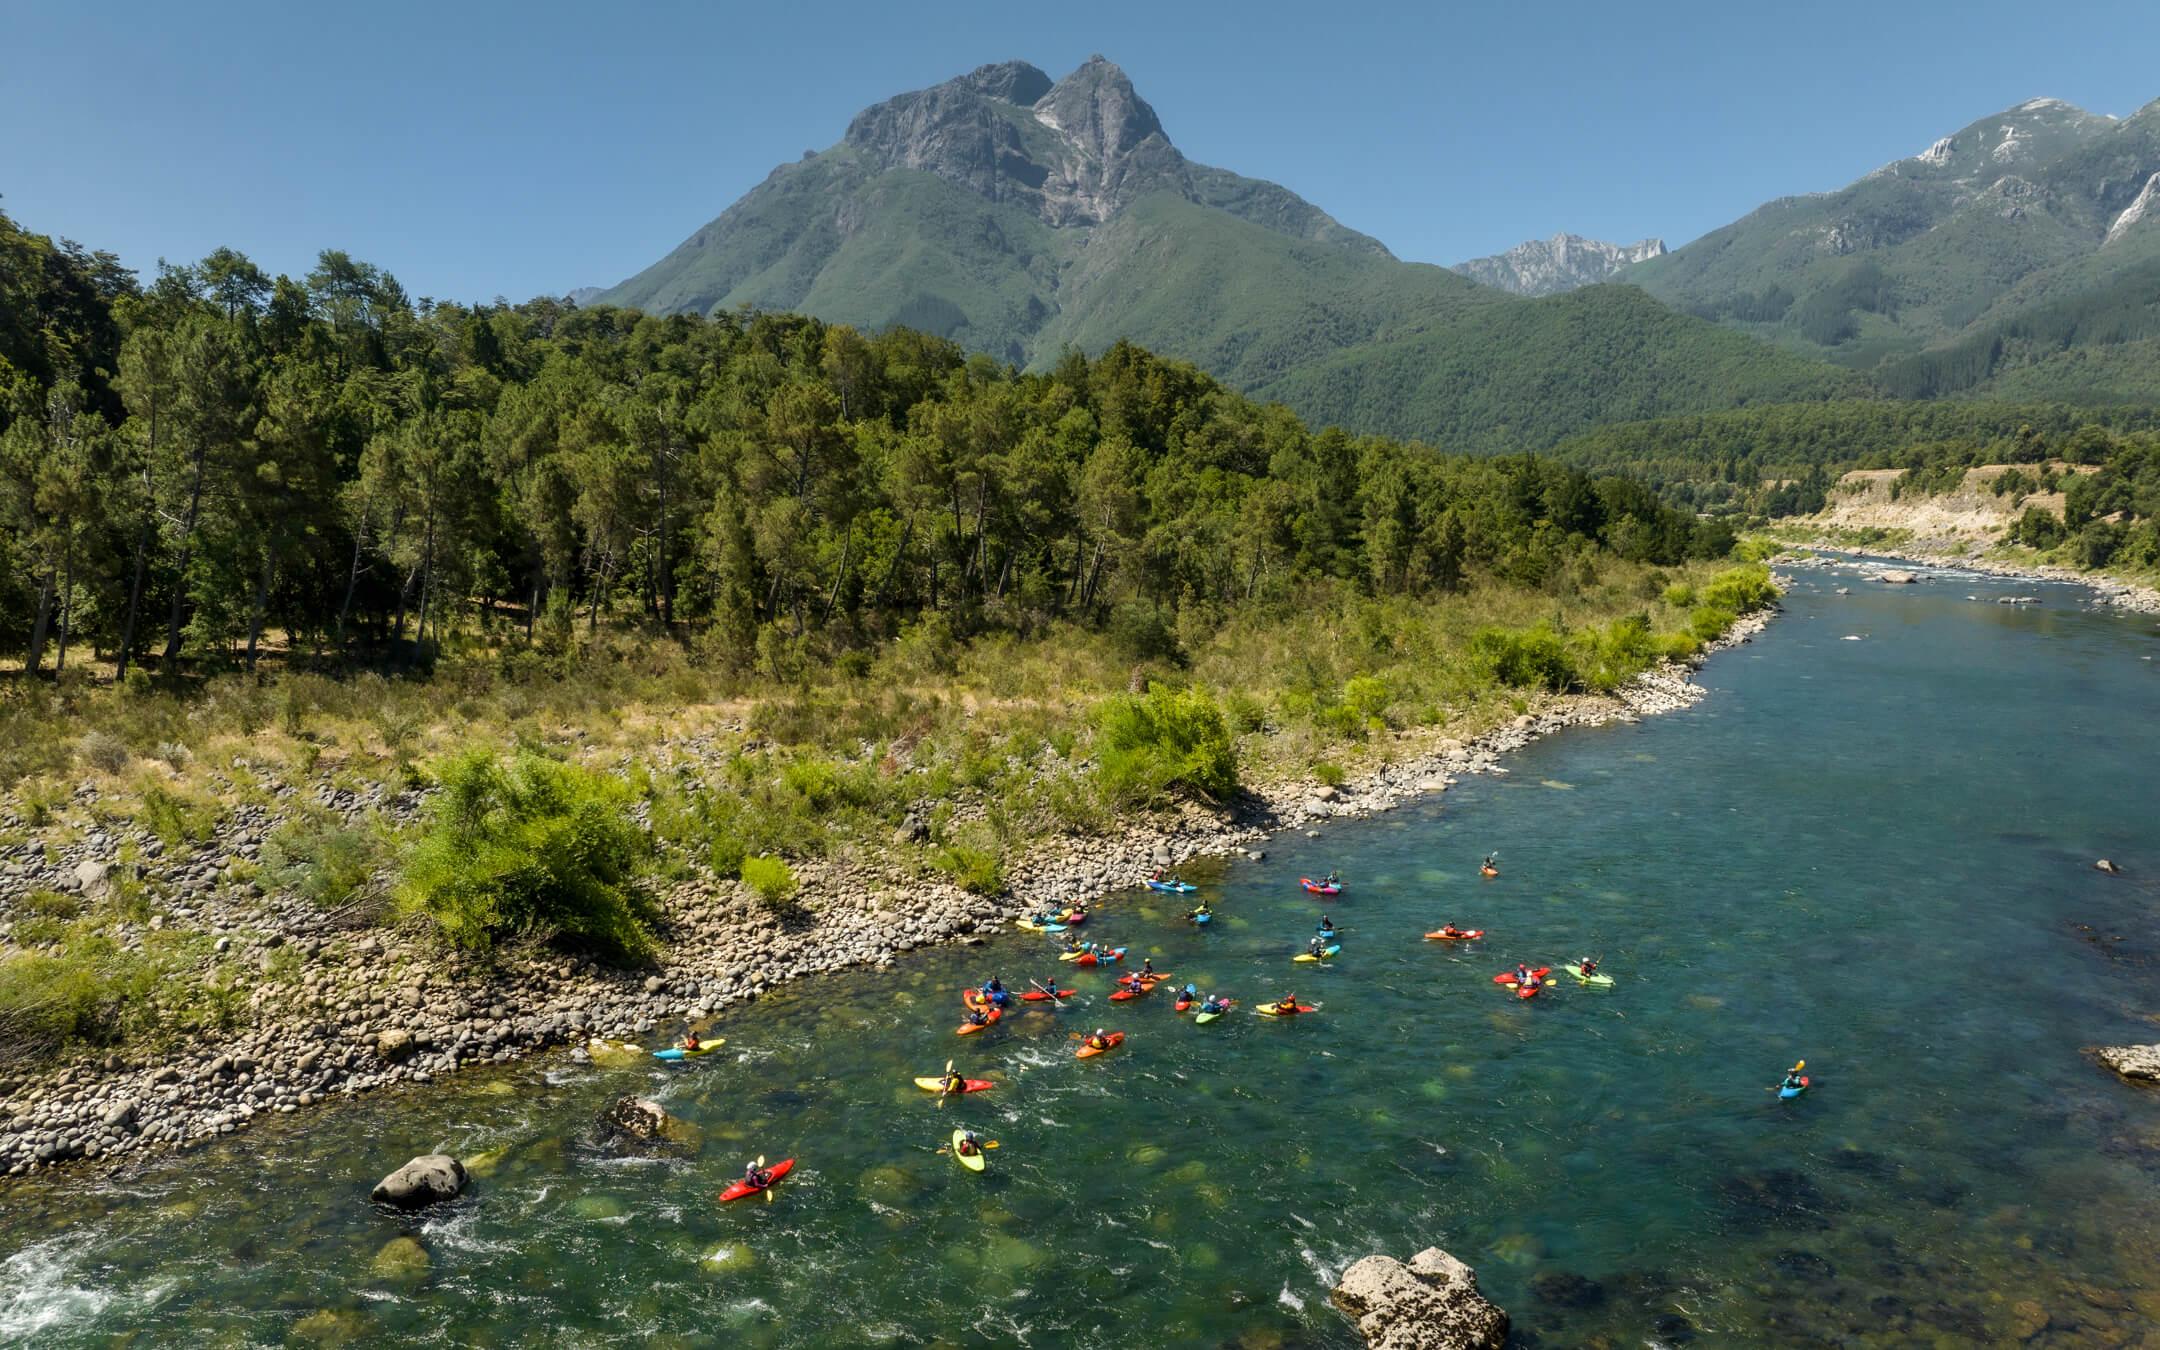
[1452,233,1666,296]
[1625,96,2160,399]
[593,57,1858,448]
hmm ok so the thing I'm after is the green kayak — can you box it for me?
[1563,963,1614,987]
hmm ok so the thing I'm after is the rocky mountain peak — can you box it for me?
[956,60,1053,106]
[1034,55,1166,162]
[1452,233,1668,297]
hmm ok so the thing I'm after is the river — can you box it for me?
[4,559,2159,1346]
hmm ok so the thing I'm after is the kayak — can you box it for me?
[1190,911,1213,925]
[1146,880,1197,893]
[1117,970,1167,986]
[1423,929,1485,941]
[1059,946,1126,966]
[1314,928,1338,941]
[717,1157,794,1203]
[1493,968,1551,986]
[1780,1076,1810,1100]
[1076,1031,1125,1059]
[1255,1001,1317,1016]
[962,987,1011,1009]
[1562,963,1614,987]
[652,1040,722,1062]
[956,1008,1002,1035]
[1021,988,1075,1001]
[914,1077,994,1094]
[1108,985,1152,1002]
[1300,878,1342,895]
[1056,909,1088,925]
[1173,992,1196,1012]
[951,1129,986,1172]
[1294,944,1341,963]
[1016,918,1068,933]
[1481,866,1499,877]
[1193,1001,1235,1024]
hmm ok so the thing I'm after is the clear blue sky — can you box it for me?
[6,0,2156,302]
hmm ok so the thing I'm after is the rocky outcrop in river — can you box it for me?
[2093,1044,2160,1085]
[370,1153,467,1208]
[1331,1247,1508,1349]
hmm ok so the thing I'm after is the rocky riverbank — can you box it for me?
[0,608,1775,1182]
[1780,541,2160,615]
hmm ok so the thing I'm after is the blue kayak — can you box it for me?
[1315,928,1338,941]
[1779,1076,1810,1100]
[653,1042,721,1062]
[1190,911,1213,925]
[1147,879,1198,893]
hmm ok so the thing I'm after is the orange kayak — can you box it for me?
[1076,1031,1125,1059]
[956,1007,1002,1036]
[1424,929,1486,941]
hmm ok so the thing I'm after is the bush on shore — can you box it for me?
[396,748,656,963]
[1095,683,1239,805]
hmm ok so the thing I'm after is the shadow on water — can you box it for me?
[5,558,2160,1346]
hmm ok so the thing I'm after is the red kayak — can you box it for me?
[1076,1031,1125,1059]
[1300,877,1342,895]
[1173,992,1196,1012]
[1022,988,1075,1002]
[956,1008,1002,1035]
[1108,984,1155,1002]
[1493,968,1551,985]
[717,1158,795,1203]
[1424,929,1485,941]
[915,1077,994,1095]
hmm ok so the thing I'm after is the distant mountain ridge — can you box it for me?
[593,57,1858,448]
[1453,233,1666,296]
[1623,94,2160,401]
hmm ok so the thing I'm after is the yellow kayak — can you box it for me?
[952,1129,986,1172]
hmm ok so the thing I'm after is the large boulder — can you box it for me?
[369,1154,468,1209]
[1332,1247,1509,1350]
[597,1094,697,1147]
[2094,1044,2160,1084]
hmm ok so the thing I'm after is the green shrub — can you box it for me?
[1662,583,1697,607]
[79,732,131,775]
[739,854,798,906]
[1095,682,1239,805]
[1698,565,1778,615]
[138,782,218,848]
[1313,761,1346,787]
[1689,605,1737,641]
[932,828,1005,894]
[1470,624,1577,693]
[0,928,227,1066]
[396,748,656,963]
[261,811,389,913]
[1342,676,1391,724]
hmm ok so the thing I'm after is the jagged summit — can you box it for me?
[1453,233,1667,297]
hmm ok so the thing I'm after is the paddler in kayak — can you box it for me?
[1085,1028,1114,1052]
[742,1160,773,1190]
[1436,924,1468,939]
[1200,993,1229,1015]
[963,1007,992,1029]
[1325,869,1341,887]
[1780,1062,1806,1093]
[1513,962,1531,986]
[1274,992,1302,1016]
[1137,957,1156,978]
[1318,915,1334,932]
[1188,903,1211,922]
[954,1130,984,1158]
[1482,853,1499,876]
[1307,934,1331,957]
[940,1069,968,1097]
[674,1032,703,1052]
[1575,956,1599,978]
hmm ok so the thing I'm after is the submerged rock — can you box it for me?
[600,1095,673,1141]
[369,1154,468,1209]
[1331,1246,1508,1349]
[2092,1044,2160,1084]
[369,1235,431,1281]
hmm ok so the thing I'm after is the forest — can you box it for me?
[0,204,1738,683]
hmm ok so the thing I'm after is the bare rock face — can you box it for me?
[1452,233,1667,297]
[600,1095,673,1141]
[1332,1247,1509,1349]
[370,1154,468,1209]
[2094,1044,2160,1084]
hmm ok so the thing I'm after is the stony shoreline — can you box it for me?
[0,608,1775,1183]
[1782,540,2160,615]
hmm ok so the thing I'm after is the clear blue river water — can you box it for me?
[5,559,2160,1347]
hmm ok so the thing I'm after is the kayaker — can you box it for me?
[1523,971,1543,992]
[955,1131,983,1158]
[1483,853,1499,873]
[677,1032,701,1052]
[1577,957,1599,977]
[743,1160,771,1189]
[1202,994,1226,1014]
[1318,915,1334,931]
[1781,1063,1806,1092]
[1278,993,1302,1015]
[1086,1028,1112,1051]
[941,1070,967,1096]
[1138,957,1156,978]
[1514,963,1531,986]
[964,1008,991,1028]
[1325,869,1340,886]
[1438,924,1462,938]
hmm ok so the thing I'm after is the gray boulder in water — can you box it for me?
[369,1154,468,1209]
[1331,1247,1509,1349]
[601,1095,672,1140]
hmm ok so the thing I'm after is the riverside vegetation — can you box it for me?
[0,207,1780,1165]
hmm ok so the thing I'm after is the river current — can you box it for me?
[4,559,2159,1346]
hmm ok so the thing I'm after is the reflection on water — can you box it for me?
[4,561,2160,1346]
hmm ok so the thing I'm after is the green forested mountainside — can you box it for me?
[1246,284,1870,448]
[1546,400,2160,515]
[0,201,1744,683]
[594,57,1863,449]
[1625,96,2160,397]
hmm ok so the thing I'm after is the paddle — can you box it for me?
[1029,979,1066,1003]
[752,1154,773,1204]
[938,1059,954,1110]
[935,1140,1001,1155]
